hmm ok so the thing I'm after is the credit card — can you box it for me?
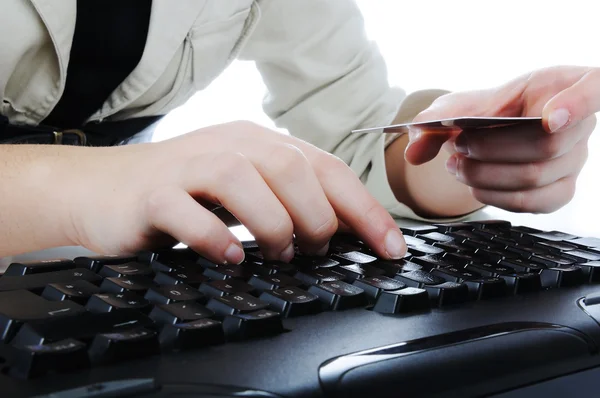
[351,116,543,134]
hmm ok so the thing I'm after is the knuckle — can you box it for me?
[265,143,309,175]
[259,215,294,248]
[308,213,338,243]
[538,135,563,159]
[213,152,250,181]
[144,188,174,223]
[520,162,543,187]
[315,153,351,178]
[511,190,532,213]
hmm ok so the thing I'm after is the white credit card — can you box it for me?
[351,117,543,134]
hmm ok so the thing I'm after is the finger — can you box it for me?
[337,218,352,234]
[404,127,457,165]
[542,68,600,133]
[470,176,577,214]
[145,187,244,265]
[452,115,594,162]
[246,143,337,256]
[311,153,407,260]
[184,152,295,262]
[447,138,589,191]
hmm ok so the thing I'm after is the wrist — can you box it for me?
[384,135,483,218]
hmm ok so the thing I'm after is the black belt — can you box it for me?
[0,115,163,146]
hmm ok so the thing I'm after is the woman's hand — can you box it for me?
[68,121,406,264]
[404,66,599,213]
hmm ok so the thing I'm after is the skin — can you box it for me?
[389,66,600,217]
[1,66,598,262]
[0,121,406,262]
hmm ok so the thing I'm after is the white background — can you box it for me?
[153,0,600,237]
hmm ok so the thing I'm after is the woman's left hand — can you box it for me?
[404,66,599,213]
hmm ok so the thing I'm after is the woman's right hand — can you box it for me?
[66,121,407,264]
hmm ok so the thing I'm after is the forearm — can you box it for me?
[0,145,85,256]
[385,135,484,219]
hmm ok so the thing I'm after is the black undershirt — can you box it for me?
[43,0,152,129]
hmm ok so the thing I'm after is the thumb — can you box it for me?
[543,69,600,133]
[404,90,493,165]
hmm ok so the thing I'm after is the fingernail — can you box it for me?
[454,133,469,155]
[408,127,422,143]
[384,229,406,260]
[446,155,458,175]
[224,243,245,265]
[280,242,295,263]
[315,242,330,257]
[549,108,570,133]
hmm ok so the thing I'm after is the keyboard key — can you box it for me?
[86,293,151,313]
[466,262,510,277]
[149,302,213,325]
[260,260,297,274]
[407,244,445,257]
[400,225,438,236]
[497,272,542,294]
[248,274,303,294]
[203,265,253,280]
[100,276,154,294]
[159,319,224,351]
[332,251,377,265]
[144,284,206,305]
[11,309,153,346]
[433,241,471,253]
[423,282,470,307]
[0,269,101,293]
[9,338,89,380]
[152,258,200,273]
[138,248,198,265]
[99,262,153,278]
[411,255,452,270]
[539,266,585,288]
[431,267,480,283]
[373,287,430,314]
[535,241,580,253]
[0,290,85,341]
[88,328,159,365]
[568,237,600,249]
[530,253,577,267]
[468,220,512,230]
[474,248,518,263]
[416,232,454,245]
[434,222,474,233]
[74,255,138,272]
[579,261,600,283]
[462,277,506,300]
[352,276,406,300]
[259,287,321,317]
[443,252,478,266]
[223,309,284,340]
[4,259,75,276]
[371,260,422,277]
[153,270,208,287]
[564,249,600,262]
[395,270,445,288]
[403,235,427,247]
[530,231,578,241]
[199,279,257,298]
[500,258,546,273]
[334,263,384,282]
[308,281,368,311]
[294,268,345,286]
[206,293,269,316]
[41,281,101,304]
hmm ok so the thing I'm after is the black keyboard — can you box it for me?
[1,219,600,397]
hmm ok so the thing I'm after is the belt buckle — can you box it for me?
[53,129,87,146]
